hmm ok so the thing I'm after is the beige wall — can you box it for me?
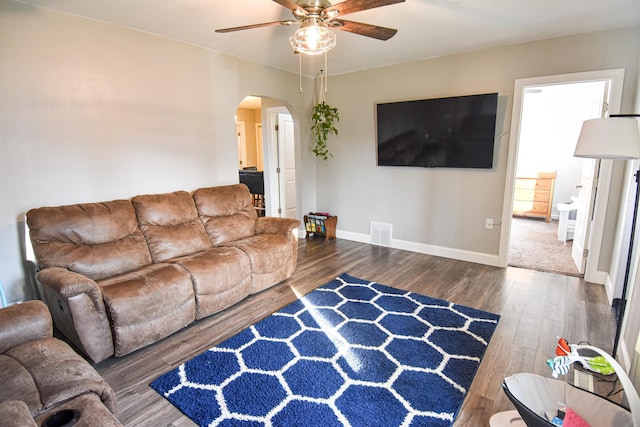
[0,0,315,303]
[236,108,259,169]
[1,0,639,309]
[317,27,640,261]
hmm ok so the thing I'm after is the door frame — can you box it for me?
[499,69,625,284]
[236,121,247,170]
[255,123,263,170]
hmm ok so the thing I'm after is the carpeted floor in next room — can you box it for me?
[508,217,580,276]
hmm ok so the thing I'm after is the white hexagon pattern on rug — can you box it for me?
[151,273,500,427]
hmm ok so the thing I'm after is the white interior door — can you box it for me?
[278,113,297,220]
[571,81,611,273]
[265,109,297,221]
[572,159,598,272]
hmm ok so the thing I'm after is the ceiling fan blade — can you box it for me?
[215,20,296,33]
[331,19,398,41]
[271,0,308,16]
[324,0,405,17]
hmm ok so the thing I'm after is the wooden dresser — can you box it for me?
[513,172,557,222]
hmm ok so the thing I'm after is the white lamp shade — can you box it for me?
[574,117,640,159]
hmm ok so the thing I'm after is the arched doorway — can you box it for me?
[236,96,298,227]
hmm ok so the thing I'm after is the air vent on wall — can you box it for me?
[370,221,392,247]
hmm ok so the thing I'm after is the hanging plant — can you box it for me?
[311,101,339,160]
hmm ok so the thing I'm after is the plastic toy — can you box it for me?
[547,337,615,378]
[491,342,639,427]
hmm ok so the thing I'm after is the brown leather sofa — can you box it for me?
[0,300,121,426]
[26,184,300,363]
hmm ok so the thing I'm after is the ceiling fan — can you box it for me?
[216,0,405,55]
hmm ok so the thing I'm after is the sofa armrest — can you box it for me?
[37,268,104,310]
[37,268,114,363]
[255,217,301,237]
[0,300,52,354]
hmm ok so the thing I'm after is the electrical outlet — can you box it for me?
[485,218,494,229]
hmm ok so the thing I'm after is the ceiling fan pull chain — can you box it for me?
[319,69,325,104]
[324,51,329,96]
[299,52,303,93]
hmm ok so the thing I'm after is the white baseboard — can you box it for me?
[336,229,502,267]
[620,339,632,371]
[604,273,616,305]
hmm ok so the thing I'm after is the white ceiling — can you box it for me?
[17,0,640,77]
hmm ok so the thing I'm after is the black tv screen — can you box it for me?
[376,93,498,169]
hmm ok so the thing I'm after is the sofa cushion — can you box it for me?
[230,234,296,293]
[171,247,252,319]
[231,235,293,272]
[0,401,37,427]
[132,191,211,263]
[193,184,257,245]
[98,263,196,356]
[1,338,117,415]
[0,355,40,411]
[27,200,152,281]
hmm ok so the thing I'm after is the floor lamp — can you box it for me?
[574,115,640,357]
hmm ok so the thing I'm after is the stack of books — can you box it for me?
[306,212,331,234]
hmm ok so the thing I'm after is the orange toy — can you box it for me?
[556,337,571,356]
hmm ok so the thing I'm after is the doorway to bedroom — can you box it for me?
[507,73,619,277]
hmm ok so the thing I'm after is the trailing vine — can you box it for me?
[311,101,340,160]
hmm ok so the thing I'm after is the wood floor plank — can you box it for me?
[92,237,618,426]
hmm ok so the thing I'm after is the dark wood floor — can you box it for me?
[95,237,617,426]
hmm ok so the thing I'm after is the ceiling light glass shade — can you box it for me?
[574,118,640,159]
[290,19,336,55]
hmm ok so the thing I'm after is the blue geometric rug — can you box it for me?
[151,273,500,427]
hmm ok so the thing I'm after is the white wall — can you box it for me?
[622,56,640,371]
[0,0,315,304]
[317,27,640,264]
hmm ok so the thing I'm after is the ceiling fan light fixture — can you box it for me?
[290,18,336,55]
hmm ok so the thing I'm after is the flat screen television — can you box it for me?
[376,92,498,169]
